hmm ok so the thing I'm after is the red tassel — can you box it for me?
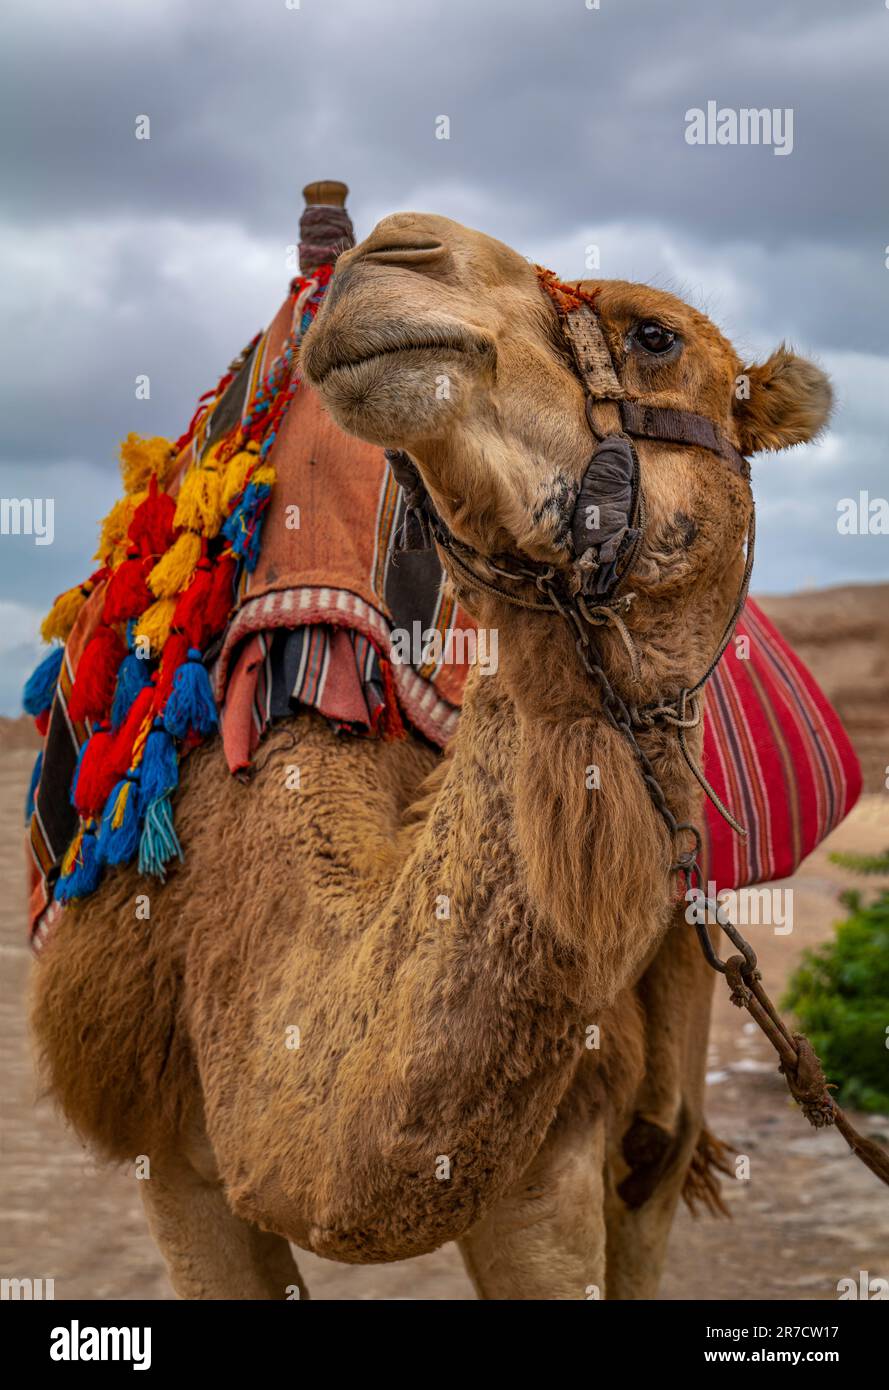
[128,474,177,559]
[68,626,126,724]
[112,682,156,762]
[205,553,238,634]
[375,657,407,741]
[35,709,50,737]
[102,554,153,623]
[172,546,214,648]
[73,723,124,817]
[156,631,190,707]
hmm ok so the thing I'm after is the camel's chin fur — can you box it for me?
[315,349,474,447]
[29,210,830,1297]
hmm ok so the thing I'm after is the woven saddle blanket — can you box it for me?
[26,282,862,945]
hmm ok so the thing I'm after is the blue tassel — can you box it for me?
[164,650,217,737]
[222,482,271,571]
[139,793,183,878]
[111,652,152,730]
[22,646,64,716]
[139,721,179,803]
[25,749,43,823]
[55,824,103,902]
[137,720,182,878]
[97,774,142,866]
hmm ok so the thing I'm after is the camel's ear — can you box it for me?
[734,346,832,454]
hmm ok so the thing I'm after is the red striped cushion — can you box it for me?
[701,597,861,890]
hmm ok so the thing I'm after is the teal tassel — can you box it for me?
[55,824,103,902]
[164,649,217,737]
[97,774,142,866]
[23,646,64,716]
[139,794,182,878]
[111,652,152,730]
[138,720,182,878]
[25,749,43,823]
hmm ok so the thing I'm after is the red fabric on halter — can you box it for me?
[535,266,601,315]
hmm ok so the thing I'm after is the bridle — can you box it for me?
[382,269,889,1189]
[386,269,756,890]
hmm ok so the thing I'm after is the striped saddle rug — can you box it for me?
[26,280,862,946]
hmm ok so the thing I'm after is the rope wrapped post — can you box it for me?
[299,179,355,275]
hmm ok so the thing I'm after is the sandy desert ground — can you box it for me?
[2,584,887,1300]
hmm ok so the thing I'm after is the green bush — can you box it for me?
[782,852,889,1114]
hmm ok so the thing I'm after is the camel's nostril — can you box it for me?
[361,241,447,267]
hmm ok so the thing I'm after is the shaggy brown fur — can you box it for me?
[30,213,831,1298]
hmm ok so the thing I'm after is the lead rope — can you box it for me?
[531,566,889,1189]
[426,496,889,1190]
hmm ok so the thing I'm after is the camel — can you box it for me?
[30,211,831,1300]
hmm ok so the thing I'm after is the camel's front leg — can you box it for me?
[604,916,716,1299]
[457,1110,608,1300]
[141,1155,309,1300]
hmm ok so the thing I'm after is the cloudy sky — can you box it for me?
[1,0,886,711]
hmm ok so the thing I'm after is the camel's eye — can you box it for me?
[634,321,677,355]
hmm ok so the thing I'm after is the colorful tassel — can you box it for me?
[25,749,43,824]
[221,443,260,511]
[94,492,144,565]
[172,552,214,648]
[40,573,99,645]
[155,632,191,707]
[133,597,176,654]
[22,646,64,717]
[174,463,224,538]
[148,530,202,599]
[205,553,238,633]
[163,649,217,737]
[97,774,142,866]
[55,822,103,902]
[222,481,272,571]
[138,721,182,878]
[139,794,182,878]
[110,653,153,730]
[67,626,126,724]
[119,433,176,494]
[127,474,176,559]
[139,721,178,805]
[102,554,153,623]
[72,723,121,817]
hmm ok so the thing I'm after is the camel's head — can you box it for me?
[302,212,831,598]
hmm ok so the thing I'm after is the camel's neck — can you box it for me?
[284,591,717,1255]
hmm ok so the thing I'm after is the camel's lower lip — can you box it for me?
[315,341,468,384]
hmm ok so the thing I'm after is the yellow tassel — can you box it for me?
[174,465,223,537]
[110,779,132,831]
[133,597,176,653]
[60,825,84,876]
[94,492,144,564]
[250,463,276,490]
[119,433,177,494]
[148,530,202,598]
[221,443,260,511]
[41,583,89,644]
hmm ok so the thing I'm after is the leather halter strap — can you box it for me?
[619,401,750,479]
[561,302,750,478]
